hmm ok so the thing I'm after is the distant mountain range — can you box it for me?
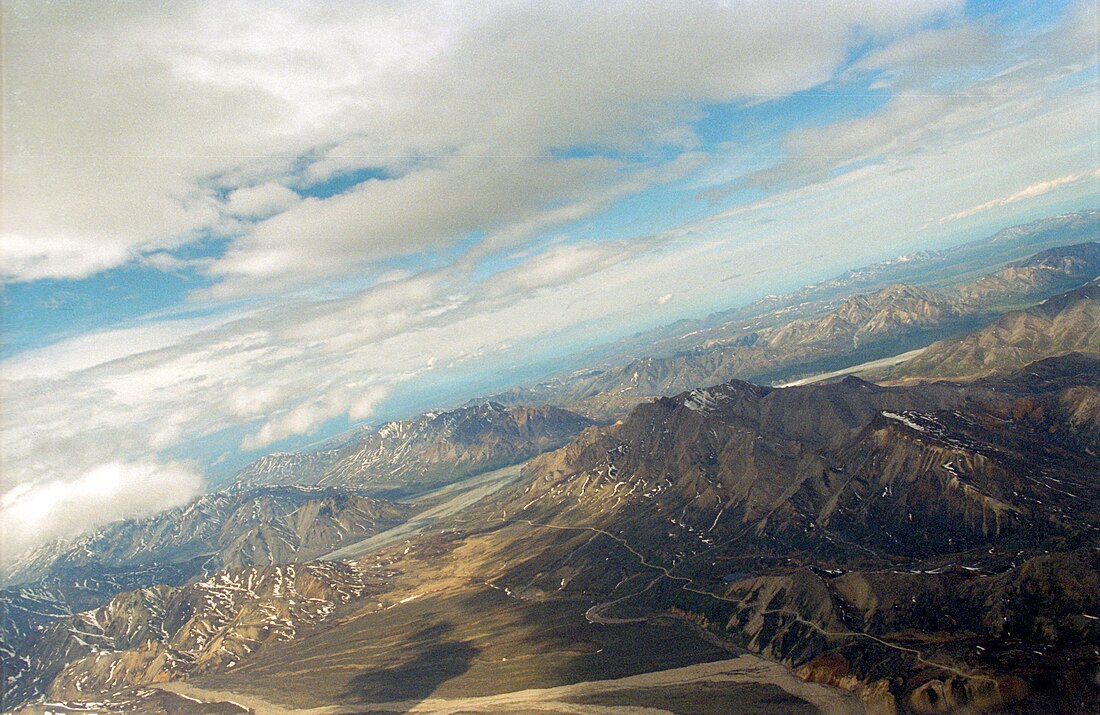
[485,240,1100,420]
[583,210,1100,364]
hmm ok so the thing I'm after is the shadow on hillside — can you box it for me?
[341,621,478,711]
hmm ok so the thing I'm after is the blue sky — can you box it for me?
[2,0,1098,557]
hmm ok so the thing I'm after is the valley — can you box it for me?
[162,655,861,714]
[773,347,928,387]
[320,461,527,560]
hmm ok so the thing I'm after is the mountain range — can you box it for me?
[4,213,1099,714]
[3,487,411,587]
[582,211,1100,365]
[17,353,1097,713]
[472,353,1100,712]
[889,280,1100,382]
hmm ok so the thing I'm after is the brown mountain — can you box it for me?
[6,561,388,709]
[763,284,961,351]
[507,362,1098,562]
[951,241,1100,306]
[465,355,1100,712]
[890,282,1100,382]
[0,485,410,702]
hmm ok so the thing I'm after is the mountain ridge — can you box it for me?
[231,402,595,499]
[889,281,1100,382]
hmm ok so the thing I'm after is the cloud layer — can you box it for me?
[3,0,959,290]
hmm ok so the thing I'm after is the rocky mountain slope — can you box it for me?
[464,354,1100,712]
[3,487,409,588]
[952,241,1100,306]
[210,423,381,491]
[890,281,1100,382]
[4,561,390,709]
[762,283,962,351]
[233,402,594,498]
[227,449,343,491]
[0,486,409,702]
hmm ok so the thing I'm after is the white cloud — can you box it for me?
[488,242,632,297]
[207,155,629,293]
[241,385,389,451]
[0,460,201,561]
[226,182,302,219]
[1,0,960,288]
[2,317,227,381]
[728,5,1097,199]
[937,170,1100,224]
[855,23,998,88]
